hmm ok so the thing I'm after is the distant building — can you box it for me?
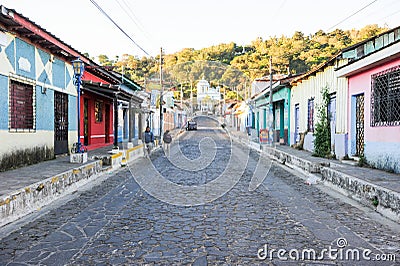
[196,80,221,112]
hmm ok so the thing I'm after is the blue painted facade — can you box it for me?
[0,33,78,168]
[0,74,8,130]
[250,81,292,144]
[15,38,36,79]
[35,87,54,131]
[68,94,78,131]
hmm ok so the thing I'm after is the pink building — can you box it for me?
[336,27,400,173]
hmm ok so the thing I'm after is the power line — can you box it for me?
[327,0,378,31]
[114,0,157,45]
[89,0,149,56]
[114,0,145,34]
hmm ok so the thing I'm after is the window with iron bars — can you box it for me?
[371,65,400,127]
[9,80,36,132]
[95,100,103,123]
[308,98,315,132]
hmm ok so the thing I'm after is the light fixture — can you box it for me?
[71,57,85,154]
[72,58,84,77]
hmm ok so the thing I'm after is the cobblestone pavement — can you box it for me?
[0,116,399,265]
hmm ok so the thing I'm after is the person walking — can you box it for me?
[163,130,172,157]
[143,126,154,158]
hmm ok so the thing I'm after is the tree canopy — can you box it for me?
[95,24,388,98]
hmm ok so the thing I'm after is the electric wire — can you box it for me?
[114,0,158,46]
[89,0,149,56]
[327,0,378,31]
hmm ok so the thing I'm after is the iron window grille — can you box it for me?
[95,100,103,123]
[371,65,400,127]
[307,98,315,132]
[9,79,36,132]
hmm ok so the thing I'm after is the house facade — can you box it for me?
[0,6,84,170]
[290,57,348,158]
[336,26,400,173]
[248,75,293,145]
[197,79,221,113]
[0,5,144,171]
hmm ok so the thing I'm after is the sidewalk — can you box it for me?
[0,142,145,227]
[227,126,400,223]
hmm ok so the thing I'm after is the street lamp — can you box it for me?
[72,58,85,153]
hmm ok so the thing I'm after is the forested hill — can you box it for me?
[97,24,388,90]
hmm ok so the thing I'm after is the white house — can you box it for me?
[196,80,221,112]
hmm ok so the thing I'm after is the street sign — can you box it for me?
[259,129,268,143]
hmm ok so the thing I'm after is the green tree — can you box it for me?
[313,86,331,158]
[98,54,114,66]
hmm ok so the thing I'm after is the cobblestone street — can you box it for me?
[0,117,399,265]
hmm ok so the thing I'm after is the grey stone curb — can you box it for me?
[0,160,104,227]
[227,128,400,223]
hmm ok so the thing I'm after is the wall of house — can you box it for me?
[290,61,348,157]
[81,92,114,150]
[0,33,77,170]
[348,58,400,173]
[272,87,290,144]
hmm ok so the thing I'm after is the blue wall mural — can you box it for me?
[5,39,15,71]
[37,49,51,85]
[15,38,35,79]
[0,74,8,130]
[52,58,65,89]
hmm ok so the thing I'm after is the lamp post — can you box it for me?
[72,58,85,153]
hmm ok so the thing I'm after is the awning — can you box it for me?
[82,80,144,104]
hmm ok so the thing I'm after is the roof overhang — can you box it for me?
[0,5,90,64]
[336,42,400,77]
[82,80,144,103]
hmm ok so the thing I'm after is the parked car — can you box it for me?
[186,120,197,131]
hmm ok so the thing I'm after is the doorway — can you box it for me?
[84,98,89,146]
[355,94,365,156]
[54,91,68,155]
[105,104,110,143]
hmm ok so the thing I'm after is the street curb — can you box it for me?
[0,160,103,227]
[0,142,147,227]
[321,167,400,223]
[228,129,400,223]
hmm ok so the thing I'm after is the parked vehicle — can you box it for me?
[186,120,197,131]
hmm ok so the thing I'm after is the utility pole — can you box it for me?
[268,56,274,145]
[180,82,183,110]
[190,81,193,116]
[159,47,164,144]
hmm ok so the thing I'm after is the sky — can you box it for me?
[1,0,400,60]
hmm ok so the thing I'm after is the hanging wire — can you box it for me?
[89,0,149,56]
[327,0,378,31]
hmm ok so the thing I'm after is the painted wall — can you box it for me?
[0,74,8,130]
[82,71,109,84]
[272,87,290,144]
[347,57,400,172]
[290,61,348,154]
[80,92,113,150]
[0,33,78,168]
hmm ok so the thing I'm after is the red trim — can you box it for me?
[11,12,91,65]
